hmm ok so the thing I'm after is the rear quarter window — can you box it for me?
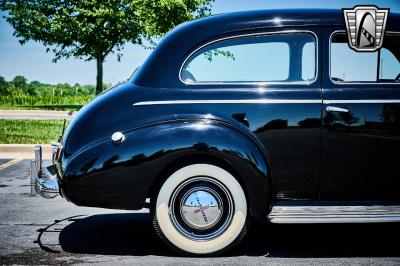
[180,32,317,84]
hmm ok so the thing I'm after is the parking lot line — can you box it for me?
[0,158,22,171]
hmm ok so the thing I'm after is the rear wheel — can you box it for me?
[152,163,248,255]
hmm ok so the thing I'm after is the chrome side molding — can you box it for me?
[133,99,400,106]
[133,99,322,106]
[268,203,400,224]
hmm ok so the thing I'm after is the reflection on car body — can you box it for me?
[31,8,400,255]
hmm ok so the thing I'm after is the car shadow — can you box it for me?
[38,213,400,257]
[59,213,172,256]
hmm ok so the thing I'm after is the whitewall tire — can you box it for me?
[152,163,248,255]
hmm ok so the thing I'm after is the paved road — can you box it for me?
[1,160,400,265]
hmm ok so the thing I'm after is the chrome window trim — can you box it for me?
[178,30,319,86]
[133,99,400,106]
[324,99,400,104]
[329,30,400,85]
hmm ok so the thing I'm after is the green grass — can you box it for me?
[0,119,69,144]
[0,104,85,111]
[0,95,94,111]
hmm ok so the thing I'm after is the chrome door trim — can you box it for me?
[178,30,319,86]
[324,99,400,104]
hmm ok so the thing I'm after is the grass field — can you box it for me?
[0,95,94,111]
[0,119,69,144]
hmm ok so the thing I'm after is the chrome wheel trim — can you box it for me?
[180,186,224,230]
[169,176,234,241]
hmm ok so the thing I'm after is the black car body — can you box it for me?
[32,8,400,255]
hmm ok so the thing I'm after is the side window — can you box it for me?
[380,48,400,80]
[181,32,316,84]
[302,42,316,81]
[330,33,400,83]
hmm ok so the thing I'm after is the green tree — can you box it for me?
[1,0,214,94]
[10,75,38,95]
[0,76,8,95]
[11,75,27,88]
[30,80,41,87]
[25,83,37,95]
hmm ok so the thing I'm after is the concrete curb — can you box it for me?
[0,144,51,153]
[0,109,76,120]
[0,109,76,114]
[0,144,52,159]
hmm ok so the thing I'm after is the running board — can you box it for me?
[268,203,400,224]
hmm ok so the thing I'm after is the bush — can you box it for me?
[0,95,94,110]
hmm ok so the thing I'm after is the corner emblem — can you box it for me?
[343,6,389,52]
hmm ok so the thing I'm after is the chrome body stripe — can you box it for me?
[324,99,400,104]
[133,99,321,106]
[133,99,400,106]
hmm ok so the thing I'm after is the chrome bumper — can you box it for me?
[30,144,59,199]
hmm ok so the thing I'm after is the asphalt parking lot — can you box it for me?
[1,159,400,265]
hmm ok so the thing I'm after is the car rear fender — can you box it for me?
[61,119,271,219]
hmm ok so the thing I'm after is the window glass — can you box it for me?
[380,48,400,80]
[181,33,316,83]
[330,33,400,83]
[302,42,316,81]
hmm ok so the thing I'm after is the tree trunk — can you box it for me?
[96,55,103,95]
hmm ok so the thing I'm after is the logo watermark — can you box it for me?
[343,6,389,52]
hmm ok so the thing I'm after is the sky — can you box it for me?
[0,0,399,85]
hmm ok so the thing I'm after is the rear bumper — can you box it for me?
[30,145,60,199]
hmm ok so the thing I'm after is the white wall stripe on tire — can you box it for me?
[155,164,247,255]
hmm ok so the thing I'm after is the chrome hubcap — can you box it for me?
[169,177,234,240]
[180,187,223,230]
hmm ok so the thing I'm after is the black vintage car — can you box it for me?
[32,8,400,255]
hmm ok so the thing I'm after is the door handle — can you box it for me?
[326,106,349,113]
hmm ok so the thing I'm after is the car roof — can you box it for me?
[132,8,400,88]
[185,9,346,29]
[180,8,400,32]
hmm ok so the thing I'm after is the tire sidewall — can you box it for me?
[155,163,247,255]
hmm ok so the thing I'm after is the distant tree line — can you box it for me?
[0,75,98,97]
[1,0,214,94]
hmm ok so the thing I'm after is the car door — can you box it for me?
[179,28,323,200]
[321,27,400,201]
